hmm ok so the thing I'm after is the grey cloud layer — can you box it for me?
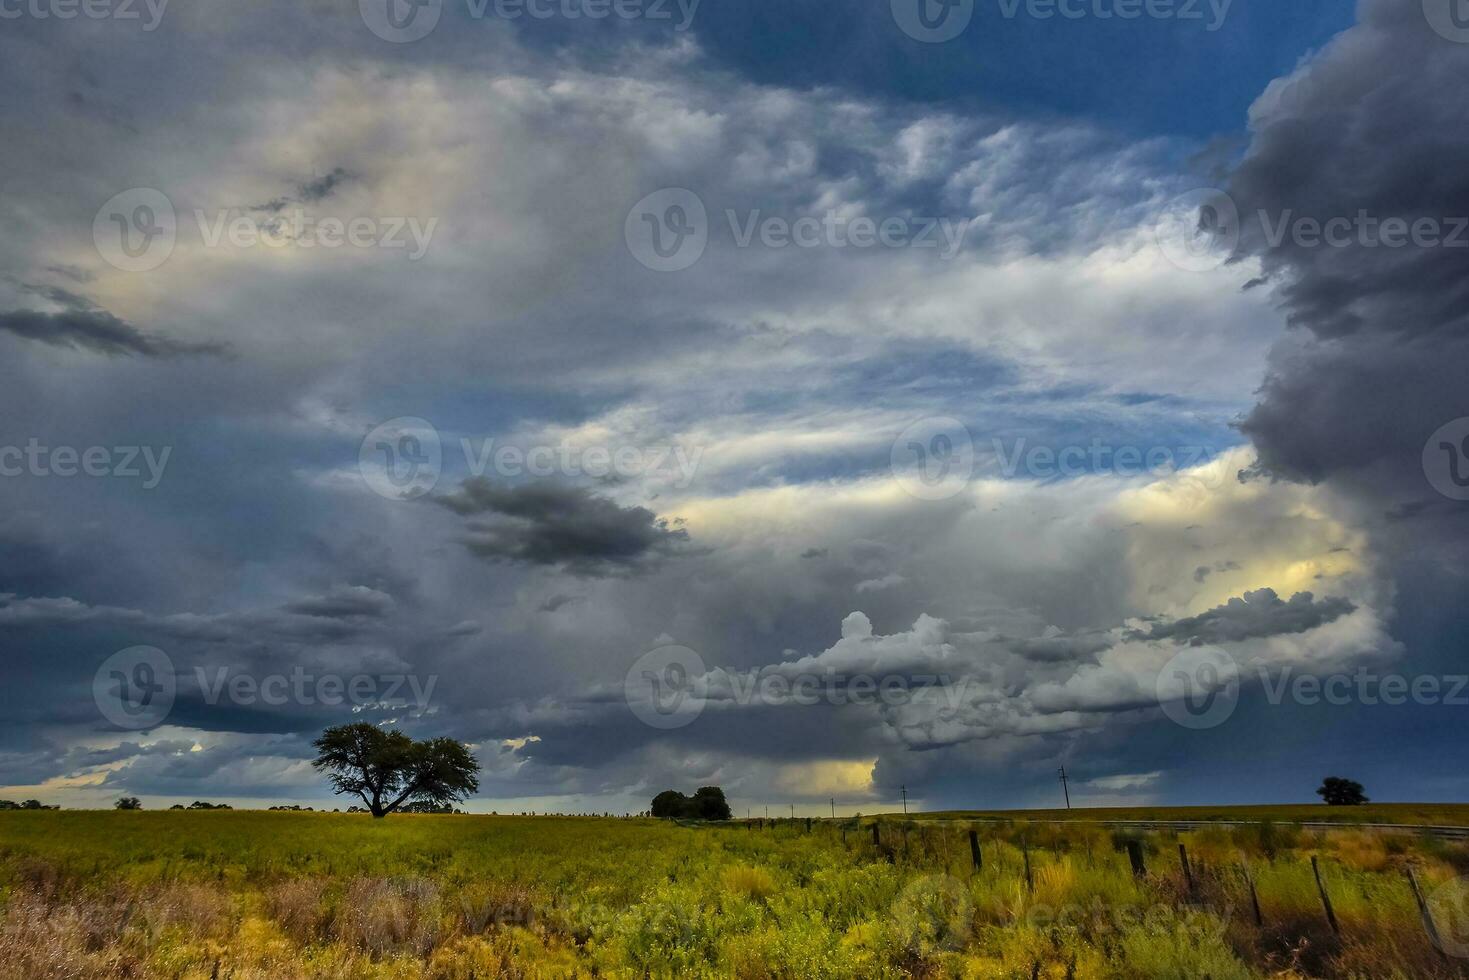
[0,0,1451,810]
[1228,0,1469,576]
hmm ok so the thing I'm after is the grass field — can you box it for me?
[3,810,1469,978]
[912,803,1469,827]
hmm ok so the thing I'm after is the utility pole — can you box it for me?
[764,805,768,819]
[789,803,794,819]
[830,798,835,819]
[901,785,908,815]
[1058,767,1071,809]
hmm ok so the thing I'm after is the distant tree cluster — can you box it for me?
[1317,777,1369,806]
[168,801,233,810]
[268,805,316,811]
[651,787,731,820]
[115,797,143,810]
[0,799,58,810]
[400,800,461,814]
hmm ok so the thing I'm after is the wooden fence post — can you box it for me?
[1179,842,1195,895]
[1023,837,1034,894]
[969,829,982,872]
[1407,866,1446,956]
[1125,840,1146,878]
[872,823,881,848]
[805,817,811,833]
[1242,864,1263,927]
[1311,856,1341,936]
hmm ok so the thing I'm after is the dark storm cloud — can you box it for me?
[1226,0,1469,342]
[537,594,583,613]
[1226,0,1469,545]
[0,286,225,358]
[248,167,355,213]
[435,478,697,577]
[1137,588,1355,646]
[0,589,395,644]
[298,167,353,202]
[1007,633,1113,663]
[284,585,395,619]
[0,308,226,358]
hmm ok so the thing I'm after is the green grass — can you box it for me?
[909,802,1469,827]
[1,810,1466,978]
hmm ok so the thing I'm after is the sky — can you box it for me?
[2,0,1468,816]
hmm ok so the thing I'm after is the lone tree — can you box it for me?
[312,723,480,818]
[1317,776,1369,806]
[114,796,142,810]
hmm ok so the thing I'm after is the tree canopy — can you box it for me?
[1316,776,1369,806]
[651,786,731,820]
[311,723,480,818]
